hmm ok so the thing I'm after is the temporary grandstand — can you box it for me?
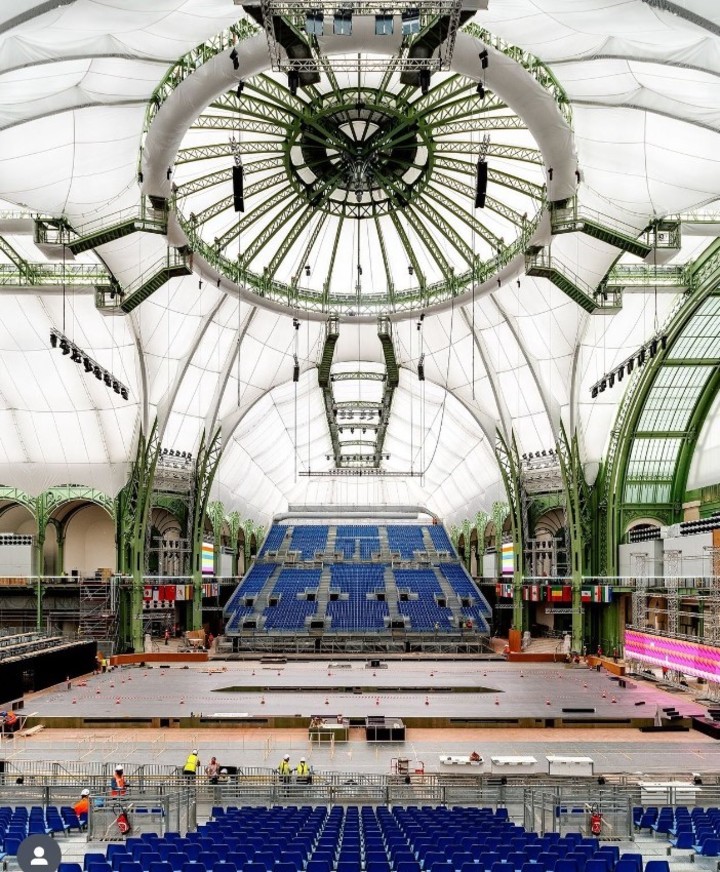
[2,4,720,870]
[224,521,490,652]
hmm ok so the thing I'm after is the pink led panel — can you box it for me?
[625,629,720,682]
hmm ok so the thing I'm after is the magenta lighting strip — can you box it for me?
[625,629,720,682]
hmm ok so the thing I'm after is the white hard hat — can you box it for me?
[300,757,306,762]
[81,789,90,796]
[192,749,198,754]
[115,764,123,771]
[284,754,290,760]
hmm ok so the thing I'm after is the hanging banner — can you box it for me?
[202,541,215,576]
[501,542,514,576]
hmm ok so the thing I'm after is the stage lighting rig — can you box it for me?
[49,328,130,401]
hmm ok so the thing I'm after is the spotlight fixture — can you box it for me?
[305,264,311,277]
[418,353,425,382]
[475,158,488,208]
[50,328,130,400]
[479,49,489,70]
[229,47,239,70]
[408,265,414,275]
[589,333,667,398]
[476,82,485,99]
[292,353,300,383]
[236,80,244,97]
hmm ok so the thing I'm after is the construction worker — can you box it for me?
[110,765,127,796]
[73,788,90,823]
[183,749,200,779]
[296,757,312,784]
[1,711,18,733]
[278,754,291,784]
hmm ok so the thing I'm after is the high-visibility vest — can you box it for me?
[74,797,90,817]
[296,762,310,776]
[111,774,126,796]
[278,760,291,775]
[184,754,199,773]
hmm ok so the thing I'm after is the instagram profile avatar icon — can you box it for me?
[18,835,62,872]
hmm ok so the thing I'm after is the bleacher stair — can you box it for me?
[315,566,332,620]
[383,566,400,620]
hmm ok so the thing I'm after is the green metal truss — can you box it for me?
[599,238,720,575]
[116,421,162,651]
[555,424,592,650]
[189,428,223,629]
[549,198,652,259]
[525,248,622,313]
[494,431,525,632]
[161,34,552,314]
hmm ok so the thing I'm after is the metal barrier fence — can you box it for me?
[3,761,720,793]
[525,787,635,841]
[87,789,196,841]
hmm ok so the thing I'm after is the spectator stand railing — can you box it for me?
[87,787,196,841]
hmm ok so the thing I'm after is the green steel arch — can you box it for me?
[600,238,720,575]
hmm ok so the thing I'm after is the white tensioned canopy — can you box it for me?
[1,0,720,525]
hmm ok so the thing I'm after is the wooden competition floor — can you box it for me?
[27,659,705,724]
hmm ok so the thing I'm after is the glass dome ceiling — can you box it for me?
[172,60,546,315]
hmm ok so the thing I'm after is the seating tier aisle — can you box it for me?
[224,564,277,631]
[224,523,491,638]
[289,526,329,559]
[90,804,661,872]
[327,565,388,630]
[259,526,287,555]
[387,526,425,558]
[635,803,720,856]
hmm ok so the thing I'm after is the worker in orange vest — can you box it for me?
[73,788,90,822]
[110,764,127,796]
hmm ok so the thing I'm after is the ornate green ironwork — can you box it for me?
[116,422,161,651]
[555,423,592,650]
[189,429,223,629]
[170,60,546,314]
[600,238,720,575]
[228,511,242,576]
[494,431,525,631]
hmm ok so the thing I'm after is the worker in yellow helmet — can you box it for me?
[296,756,312,785]
[183,749,200,779]
[278,753,291,784]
